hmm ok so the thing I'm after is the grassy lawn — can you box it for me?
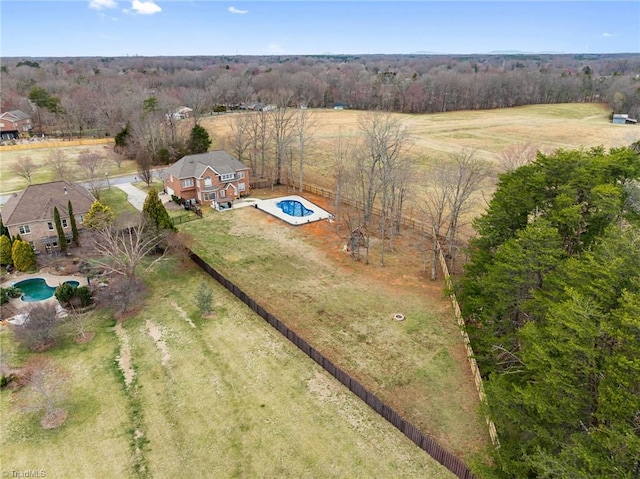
[178,203,489,463]
[1,258,456,478]
[100,187,139,217]
[203,103,636,189]
[0,144,136,194]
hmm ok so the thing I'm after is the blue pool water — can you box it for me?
[276,200,314,217]
[13,278,81,302]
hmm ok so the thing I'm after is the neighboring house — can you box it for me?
[168,106,194,120]
[164,150,251,209]
[0,110,32,140]
[0,181,95,254]
[612,113,638,125]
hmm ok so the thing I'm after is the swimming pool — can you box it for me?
[256,195,333,226]
[277,199,314,217]
[13,278,81,302]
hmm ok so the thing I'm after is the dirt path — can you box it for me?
[114,322,135,387]
[145,320,171,366]
[169,299,196,328]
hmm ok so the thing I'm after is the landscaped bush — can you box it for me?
[75,286,92,307]
[54,283,75,305]
[55,283,93,308]
[11,240,36,272]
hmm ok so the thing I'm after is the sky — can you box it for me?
[1,1,638,57]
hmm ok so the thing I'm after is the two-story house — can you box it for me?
[0,110,33,140]
[0,181,95,254]
[164,150,251,209]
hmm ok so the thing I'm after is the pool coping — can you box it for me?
[255,195,333,226]
[1,272,89,321]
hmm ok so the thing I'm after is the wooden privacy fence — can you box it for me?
[188,249,476,479]
[287,181,498,447]
[437,239,500,448]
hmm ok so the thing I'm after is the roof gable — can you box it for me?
[1,181,95,226]
[166,150,249,179]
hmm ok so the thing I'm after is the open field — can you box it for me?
[0,258,456,478]
[179,192,489,463]
[0,143,136,194]
[204,103,639,188]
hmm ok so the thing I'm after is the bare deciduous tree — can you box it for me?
[96,275,146,317]
[20,357,69,429]
[10,156,38,184]
[499,141,538,172]
[445,148,494,267]
[77,149,105,199]
[268,97,297,185]
[294,108,318,192]
[355,112,412,265]
[13,303,61,351]
[90,214,167,279]
[46,150,71,180]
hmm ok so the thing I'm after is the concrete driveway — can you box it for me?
[115,183,148,211]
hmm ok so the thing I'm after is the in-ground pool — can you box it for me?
[277,199,314,217]
[257,195,333,226]
[12,278,80,302]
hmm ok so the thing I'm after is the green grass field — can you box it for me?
[178,206,489,462]
[0,259,456,478]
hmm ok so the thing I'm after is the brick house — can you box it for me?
[0,110,32,140]
[1,181,95,254]
[164,150,251,209]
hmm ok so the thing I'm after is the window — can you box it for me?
[62,219,68,228]
[204,192,214,201]
[204,177,212,187]
[238,182,246,192]
[220,173,234,181]
[28,241,35,250]
[47,222,54,230]
[181,178,195,188]
[219,189,226,198]
[78,215,84,224]
[18,225,31,235]
[237,171,245,179]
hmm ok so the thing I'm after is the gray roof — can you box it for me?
[1,110,31,121]
[166,150,249,179]
[1,180,95,227]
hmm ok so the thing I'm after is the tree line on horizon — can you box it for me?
[2,53,639,139]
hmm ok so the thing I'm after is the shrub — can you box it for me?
[11,240,36,272]
[0,289,8,305]
[194,281,213,315]
[0,235,12,265]
[6,286,22,298]
[54,283,76,305]
[75,286,92,307]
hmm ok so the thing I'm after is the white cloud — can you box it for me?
[601,32,616,38]
[89,0,117,10]
[228,6,248,15]
[266,43,285,54]
[131,0,161,15]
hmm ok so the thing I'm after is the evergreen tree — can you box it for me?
[187,124,211,154]
[0,235,12,265]
[53,207,68,252]
[68,200,79,246]
[12,240,36,272]
[142,189,174,231]
[83,200,115,230]
[0,217,9,237]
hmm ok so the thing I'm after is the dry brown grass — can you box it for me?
[203,103,638,189]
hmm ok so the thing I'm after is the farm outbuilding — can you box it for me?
[612,113,638,125]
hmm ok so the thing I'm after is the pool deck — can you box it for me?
[1,272,89,321]
[253,195,333,226]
